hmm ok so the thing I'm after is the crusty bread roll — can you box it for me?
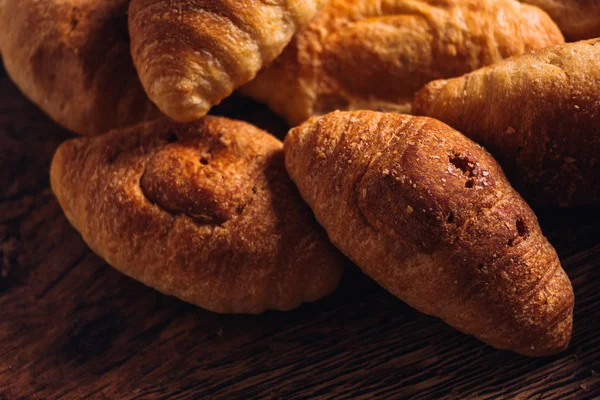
[128,0,327,122]
[0,0,158,136]
[285,110,574,356]
[519,0,600,41]
[413,39,600,207]
[50,116,344,313]
[241,0,564,126]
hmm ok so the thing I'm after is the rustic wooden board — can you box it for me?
[0,66,599,399]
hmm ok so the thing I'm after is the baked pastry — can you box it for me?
[285,110,574,356]
[241,0,564,126]
[0,0,158,136]
[128,0,327,122]
[519,0,600,41]
[50,116,343,313]
[413,39,600,207]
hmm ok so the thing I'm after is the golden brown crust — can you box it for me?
[50,116,343,314]
[520,0,600,41]
[284,110,574,356]
[128,0,327,122]
[241,0,564,126]
[413,39,600,207]
[0,0,159,136]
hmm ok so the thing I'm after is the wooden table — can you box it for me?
[1,64,599,400]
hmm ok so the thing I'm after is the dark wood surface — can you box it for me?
[0,65,599,400]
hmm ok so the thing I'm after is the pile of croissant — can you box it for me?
[1,0,598,357]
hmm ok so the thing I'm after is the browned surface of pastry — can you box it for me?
[413,39,600,207]
[50,116,343,314]
[285,110,574,356]
[0,0,159,136]
[241,0,564,126]
[520,0,600,41]
[128,0,326,122]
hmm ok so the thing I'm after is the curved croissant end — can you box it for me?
[285,111,574,356]
[519,0,600,41]
[128,0,326,122]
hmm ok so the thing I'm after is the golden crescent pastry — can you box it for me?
[241,0,564,126]
[50,116,344,313]
[413,39,600,207]
[0,0,158,135]
[128,0,327,122]
[284,110,574,356]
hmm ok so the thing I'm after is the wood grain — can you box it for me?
[0,66,599,399]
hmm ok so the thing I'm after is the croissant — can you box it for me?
[0,0,158,136]
[285,110,574,356]
[413,39,600,207]
[519,0,600,41]
[50,117,343,313]
[128,0,326,122]
[241,0,564,126]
